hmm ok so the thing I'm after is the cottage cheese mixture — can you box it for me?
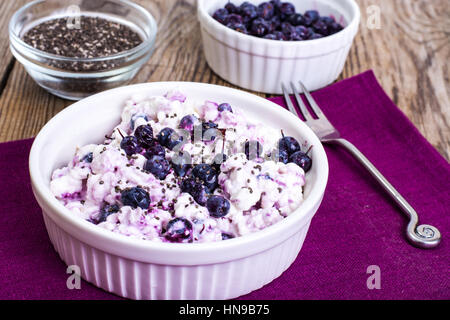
[50,90,312,243]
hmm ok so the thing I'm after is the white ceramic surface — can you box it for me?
[197,0,360,94]
[29,82,328,299]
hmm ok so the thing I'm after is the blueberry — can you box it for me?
[213,8,229,24]
[121,187,150,209]
[218,103,233,112]
[172,163,191,178]
[278,136,301,155]
[281,22,295,37]
[179,114,199,132]
[192,164,218,192]
[157,127,183,150]
[134,124,153,148]
[287,13,303,26]
[303,17,313,27]
[257,2,275,20]
[225,2,239,14]
[81,152,93,163]
[267,15,281,32]
[144,142,166,159]
[330,21,344,34]
[312,19,328,35]
[307,27,315,36]
[277,149,289,163]
[120,136,141,156]
[295,25,310,39]
[244,140,263,160]
[224,13,243,25]
[180,176,196,193]
[240,2,258,21]
[181,177,208,206]
[164,217,193,242]
[202,121,219,141]
[206,195,231,218]
[212,153,228,171]
[320,16,335,27]
[304,10,319,23]
[221,232,235,240]
[250,17,270,37]
[272,31,287,40]
[96,203,120,224]
[289,151,312,172]
[309,32,323,40]
[193,187,208,206]
[172,152,192,177]
[263,33,278,40]
[130,113,149,130]
[279,2,295,19]
[239,1,258,13]
[269,0,282,9]
[289,31,303,41]
[144,155,171,180]
[226,22,248,34]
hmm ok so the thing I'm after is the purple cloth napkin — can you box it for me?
[0,70,448,300]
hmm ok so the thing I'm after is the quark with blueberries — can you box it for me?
[50,90,312,243]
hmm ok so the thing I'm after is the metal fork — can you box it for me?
[282,81,441,249]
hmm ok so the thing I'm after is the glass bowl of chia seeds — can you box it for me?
[9,0,157,100]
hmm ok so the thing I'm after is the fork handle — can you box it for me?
[325,138,441,249]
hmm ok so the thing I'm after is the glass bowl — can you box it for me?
[9,0,157,100]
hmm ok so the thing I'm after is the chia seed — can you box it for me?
[22,16,143,72]
[21,15,144,97]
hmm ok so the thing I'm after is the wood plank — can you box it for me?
[0,0,28,92]
[342,0,450,159]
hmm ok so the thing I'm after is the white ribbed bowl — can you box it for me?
[198,0,360,94]
[29,82,328,299]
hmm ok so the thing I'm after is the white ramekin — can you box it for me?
[29,82,328,299]
[198,0,360,94]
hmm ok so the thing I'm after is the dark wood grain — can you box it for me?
[0,0,27,95]
[0,0,448,160]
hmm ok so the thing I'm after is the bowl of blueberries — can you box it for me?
[198,0,360,94]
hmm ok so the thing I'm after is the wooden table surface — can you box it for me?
[0,0,449,160]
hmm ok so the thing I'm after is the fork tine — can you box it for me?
[298,80,326,118]
[290,82,314,121]
[281,83,302,119]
